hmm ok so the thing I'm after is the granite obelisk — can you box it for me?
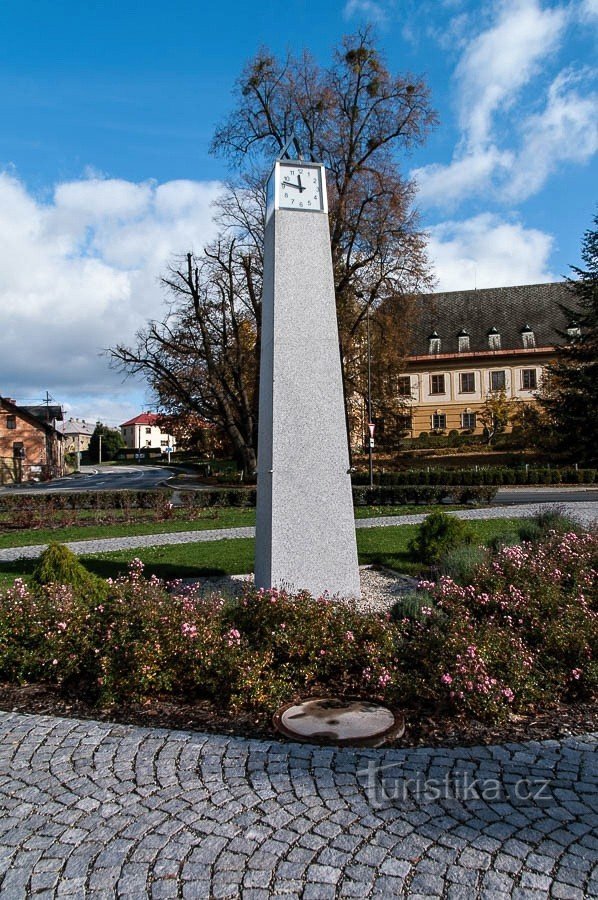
[255,151,360,599]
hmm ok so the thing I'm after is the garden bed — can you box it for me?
[0,683,595,748]
[1,516,595,748]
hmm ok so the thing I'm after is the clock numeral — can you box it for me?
[284,193,289,198]
[299,202,303,207]
[307,200,311,206]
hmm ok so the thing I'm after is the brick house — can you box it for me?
[356,282,577,444]
[0,397,65,484]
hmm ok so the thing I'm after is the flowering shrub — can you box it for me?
[0,527,595,726]
[404,528,598,719]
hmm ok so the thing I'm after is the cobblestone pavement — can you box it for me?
[1,501,596,561]
[0,712,596,898]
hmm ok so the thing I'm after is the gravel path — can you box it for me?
[0,501,596,562]
[0,711,596,898]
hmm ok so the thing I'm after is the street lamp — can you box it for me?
[366,303,374,488]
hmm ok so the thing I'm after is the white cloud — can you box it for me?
[412,0,598,208]
[506,67,598,200]
[343,0,390,23]
[0,171,222,422]
[413,146,513,207]
[456,0,566,147]
[578,0,598,22]
[428,213,556,290]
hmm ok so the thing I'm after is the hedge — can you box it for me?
[352,467,596,487]
[0,490,173,512]
[178,485,497,508]
[0,484,499,515]
[352,485,497,506]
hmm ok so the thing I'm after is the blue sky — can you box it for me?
[0,0,596,425]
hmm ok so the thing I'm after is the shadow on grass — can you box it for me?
[0,557,227,584]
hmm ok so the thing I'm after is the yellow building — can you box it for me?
[374,282,578,441]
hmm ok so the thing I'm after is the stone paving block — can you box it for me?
[0,711,597,900]
[550,884,585,899]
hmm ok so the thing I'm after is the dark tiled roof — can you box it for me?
[409,282,575,355]
[21,405,64,423]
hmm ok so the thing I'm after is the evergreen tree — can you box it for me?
[540,213,598,464]
[88,423,125,463]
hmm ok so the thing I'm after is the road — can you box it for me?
[495,486,597,505]
[0,465,174,494]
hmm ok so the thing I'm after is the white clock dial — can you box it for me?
[278,163,323,212]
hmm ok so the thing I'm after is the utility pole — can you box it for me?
[98,434,102,465]
[366,304,374,488]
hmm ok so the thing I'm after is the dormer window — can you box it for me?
[521,325,535,348]
[567,321,581,341]
[457,329,470,352]
[428,330,441,354]
[488,327,501,350]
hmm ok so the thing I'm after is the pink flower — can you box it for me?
[571,668,582,680]
[345,631,355,642]
[502,688,515,702]
[378,670,391,688]
[441,673,453,685]
[226,628,241,647]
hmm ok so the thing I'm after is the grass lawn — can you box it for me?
[0,517,523,586]
[0,504,469,550]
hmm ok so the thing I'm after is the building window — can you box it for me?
[397,376,411,397]
[490,370,506,391]
[521,369,537,390]
[428,331,441,354]
[13,442,25,459]
[457,330,470,352]
[567,322,581,341]
[430,374,446,394]
[396,415,412,432]
[461,412,476,430]
[459,372,475,393]
[145,427,152,434]
[488,328,501,350]
[521,326,535,348]
[6,415,16,430]
[432,413,446,431]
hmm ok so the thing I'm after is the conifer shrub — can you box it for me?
[408,511,474,566]
[31,543,108,603]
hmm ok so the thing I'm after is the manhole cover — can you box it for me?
[273,697,404,747]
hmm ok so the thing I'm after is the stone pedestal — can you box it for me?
[255,207,361,599]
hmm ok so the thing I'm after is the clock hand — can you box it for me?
[282,180,301,190]
[297,173,305,192]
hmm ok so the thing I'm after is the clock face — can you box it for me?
[278,163,323,212]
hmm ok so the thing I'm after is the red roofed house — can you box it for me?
[120,413,177,454]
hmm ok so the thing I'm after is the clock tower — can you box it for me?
[255,143,361,599]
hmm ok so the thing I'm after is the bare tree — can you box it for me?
[112,30,436,469]
[111,238,262,475]
[212,29,437,442]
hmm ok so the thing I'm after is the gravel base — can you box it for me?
[179,565,418,614]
